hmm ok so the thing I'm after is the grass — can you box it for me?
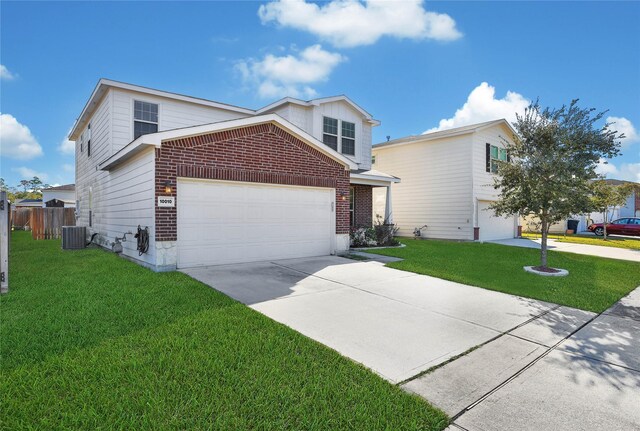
[366,238,640,313]
[522,232,640,250]
[0,231,447,430]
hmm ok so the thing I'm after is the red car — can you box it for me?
[588,217,640,236]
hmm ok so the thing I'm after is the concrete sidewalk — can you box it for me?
[405,287,640,430]
[489,237,640,262]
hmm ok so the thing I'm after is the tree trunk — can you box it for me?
[602,211,608,240]
[540,219,548,269]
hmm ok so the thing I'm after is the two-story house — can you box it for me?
[371,119,517,241]
[70,79,398,271]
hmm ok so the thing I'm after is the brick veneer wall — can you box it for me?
[353,185,373,228]
[155,123,350,241]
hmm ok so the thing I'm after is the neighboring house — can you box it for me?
[14,199,43,208]
[371,119,518,241]
[70,79,398,271]
[522,179,640,234]
[42,184,76,208]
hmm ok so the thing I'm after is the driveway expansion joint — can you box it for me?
[398,305,561,385]
[448,306,602,422]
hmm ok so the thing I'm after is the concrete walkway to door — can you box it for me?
[182,256,559,383]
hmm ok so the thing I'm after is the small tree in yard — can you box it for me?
[491,100,623,270]
[590,180,635,239]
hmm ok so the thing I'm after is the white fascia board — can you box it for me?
[100,114,357,171]
[475,119,518,137]
[373,128,478,151]
[350,172,400,186]
[70,78,255,141]
[100,143,157,171]
[255,97,305,114]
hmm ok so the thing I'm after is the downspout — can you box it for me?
[471,137,478,240]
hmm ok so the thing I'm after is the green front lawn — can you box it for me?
[522,232,640,250]
[367,238,640,313]
[0,232,447,430]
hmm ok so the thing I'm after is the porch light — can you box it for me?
[164,180,173,194]
[340,191,348,201]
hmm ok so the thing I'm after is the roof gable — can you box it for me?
[256,95,380,125]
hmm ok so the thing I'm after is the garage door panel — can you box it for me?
[478,201,515,241]
[177,179,333,268]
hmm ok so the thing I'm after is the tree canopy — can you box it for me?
[491,100,624,269]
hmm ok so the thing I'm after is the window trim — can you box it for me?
[487,144,507,174]
[133,99,159,140]
[322,116,339,151]
[341,120,356,156]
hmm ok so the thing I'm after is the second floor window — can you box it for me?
[134,101,158,140]
[341,121,355,155]
[323,116,357,155]
[489,144,507,173]
[323,116,338,151]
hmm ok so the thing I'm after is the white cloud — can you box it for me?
[0,65,15,80]
[62,163,75,173]
[424,82,530,133]
[236,44,345,99]
[258,0,462,48]
[58,129,75,155]
[0,113,44,160]
[618,163,640,183]
[12,167,49,182]
[606,116,639,147]
[595,158,619,177]
[595,159,640,183]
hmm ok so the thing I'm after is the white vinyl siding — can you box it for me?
[111,88,251,153]
[373,135,474,240]
[76,91,157,265]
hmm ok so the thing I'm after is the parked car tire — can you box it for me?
[594,227,604,236]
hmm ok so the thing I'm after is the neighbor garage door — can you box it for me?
[478,200,515,241]
[177,179,334,268]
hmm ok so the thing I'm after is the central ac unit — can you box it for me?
[62,226,86,250]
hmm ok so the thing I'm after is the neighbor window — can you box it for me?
[134,101,158,139]
[323,116,338,151]
[371,155,376,164]
[341,121,355,155]
[349,187,355,227]
[86,123,92,157]
[489,144,507,173]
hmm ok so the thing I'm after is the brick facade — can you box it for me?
[155,123,350,241]
[352,185,373,228]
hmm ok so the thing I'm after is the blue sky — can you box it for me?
[1,1,639,188]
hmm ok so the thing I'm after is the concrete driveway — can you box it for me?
[489,237,640,262]
[183,255,556,383]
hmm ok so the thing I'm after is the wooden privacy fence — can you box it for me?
[11,208,32,230]
[28,208,76,240]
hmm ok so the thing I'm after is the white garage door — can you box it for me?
[177,179,334,268]
[478,201,515,241]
